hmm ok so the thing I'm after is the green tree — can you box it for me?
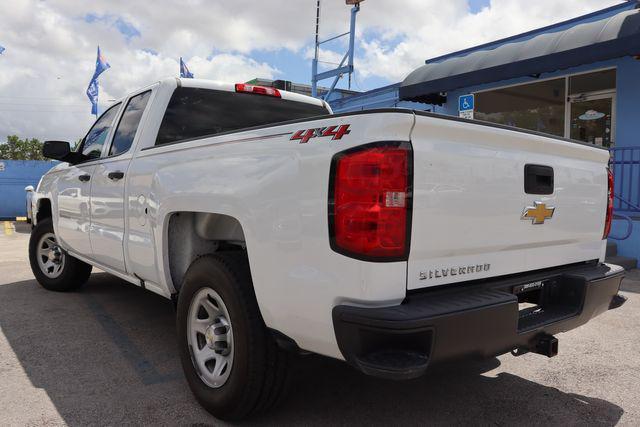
[0,135,47,160]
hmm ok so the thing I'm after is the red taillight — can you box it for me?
[329,143,412,260]
[603,168,614,239]
[235,83,281,98]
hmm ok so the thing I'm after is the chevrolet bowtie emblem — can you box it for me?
[522,202,555,225]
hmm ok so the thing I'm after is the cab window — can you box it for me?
[155,87,329,146]
[80,103,121,160]
[109,91,151,156]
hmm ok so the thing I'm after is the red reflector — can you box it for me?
[604,168,614,239]
[235,83,281,98]
[330,143,411,260]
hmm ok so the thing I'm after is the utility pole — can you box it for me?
[312,0,321,98]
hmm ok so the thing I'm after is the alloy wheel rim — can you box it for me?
[36,232,65,279]
[187,288,234,388]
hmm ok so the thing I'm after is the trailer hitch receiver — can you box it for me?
[535,334,558,358]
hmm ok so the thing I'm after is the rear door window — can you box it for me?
[155,87,329,146]
[109,90,152,156]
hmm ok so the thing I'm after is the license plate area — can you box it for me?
[513,276,585,332]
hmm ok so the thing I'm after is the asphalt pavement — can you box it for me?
[1,223,639,426]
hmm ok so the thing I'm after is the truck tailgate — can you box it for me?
[407,114,611,290]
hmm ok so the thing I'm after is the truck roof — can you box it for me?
[124,77,330,112]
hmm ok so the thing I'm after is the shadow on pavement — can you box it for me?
[260,356,623,426]
[0,273,625,426]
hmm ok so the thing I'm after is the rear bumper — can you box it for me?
[332,262,625,380]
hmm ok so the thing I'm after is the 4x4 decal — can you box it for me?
[290,124,351,144]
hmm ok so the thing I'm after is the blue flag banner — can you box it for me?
[86,79,99,115]
[180,57,194,78]
[86,46,111,115]
[0,45,5,55]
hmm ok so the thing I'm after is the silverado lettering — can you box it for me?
[419,264,491,281]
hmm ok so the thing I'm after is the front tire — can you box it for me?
[176,253,289,421]
[28,217,92,291]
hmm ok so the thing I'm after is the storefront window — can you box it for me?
[475,78,566,137]
[568,69,616,148]
[472,69,616,146]
[569,69,616,95]
[569,97,613,147]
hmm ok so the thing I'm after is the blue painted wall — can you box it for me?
[613,57,640,149]
[0,160,55,219]
[611,218,640,264]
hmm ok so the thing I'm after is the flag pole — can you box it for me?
[96,46,99,118]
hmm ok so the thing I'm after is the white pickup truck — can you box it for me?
[30,78,625,420]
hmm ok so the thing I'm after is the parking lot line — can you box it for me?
[3,221,14,236]
[84,293,180,386]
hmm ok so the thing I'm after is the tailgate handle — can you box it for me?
[524,164,554,195]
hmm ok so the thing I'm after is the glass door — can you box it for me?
[569,94,614,147]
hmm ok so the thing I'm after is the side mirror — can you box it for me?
[43,140,77,163]
[24,185,34,192]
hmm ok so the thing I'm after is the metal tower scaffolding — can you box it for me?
[311,0,364,100]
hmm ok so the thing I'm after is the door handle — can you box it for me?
[78,174,91,182]
[108,171,125,181]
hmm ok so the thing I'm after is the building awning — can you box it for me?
[399,9,640,103]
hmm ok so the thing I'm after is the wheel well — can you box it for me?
[36,199,52,223]
[167,212,246,292]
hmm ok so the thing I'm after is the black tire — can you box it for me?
[176,253,289,421]
[28,217,92,292]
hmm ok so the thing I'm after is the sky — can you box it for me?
[0,0,626,143]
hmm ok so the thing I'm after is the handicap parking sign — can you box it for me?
[459,94,475,119]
